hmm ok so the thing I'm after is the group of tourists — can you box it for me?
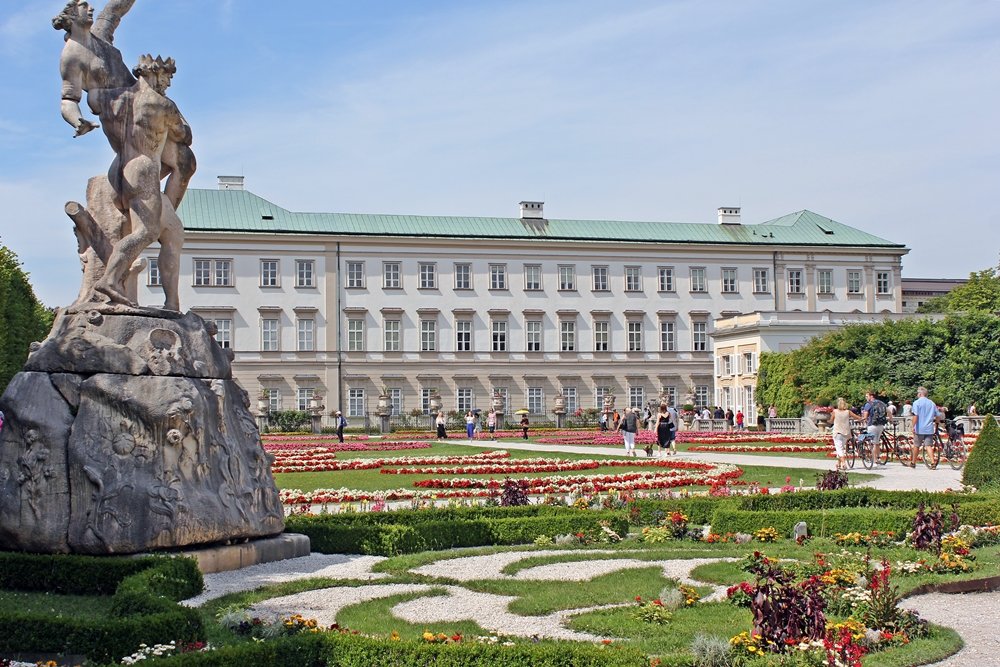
[828,387,965,471]
[614,404,679,457]
[433,408,528,441]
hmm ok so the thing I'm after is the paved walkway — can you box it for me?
[444,438,965,492]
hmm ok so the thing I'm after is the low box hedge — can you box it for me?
[734,488,990,513]
[956,499,1000,527]
[287,508,629,555]
[710,507,915,538]
[0,553,205,663]
[628,498,738,525]
[138,631,655,667]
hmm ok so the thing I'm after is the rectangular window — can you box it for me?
[661,386,676,408]
[297,387,315,412]
[456,320,472,352]
[387,388,402,416]
[595,386,609,410]
[695,385,710,409]
[296,260,315,288]
[346,261,365,288]
[720,354,733,376]
[659,321,675,352]
[456,388,473,413]
[876,271,890,295]
[594,320,610,352]
[419,263,437,289]
[194,258,232,286]
[817,269,833,295]
[847,270,862,294]
[348,388,365,417]
[147,257,161,286]
[627,321,642,352]
[454,263,472,290]
[658,267,675,292]
[383,262,401,289]
[420,320,436,351]
[491,320,507,352]
[560,321,576,352]
[629,386,644,409]
[421,388,433,415]
[261,318,279,351]
[297,318,315,351]
[558,265,576,291]
[625,266,642,292]
[690,267,706,292]
[753,268,769,293]
[563,386,578,413]
[265,388,281,412]
[742,351,756,374]
[592,266,609,291]
[489,264,507,290]
[384,319,400,352]
[787,269,803,294]
[260,259,278,287]
[524,264,542,291]
[692,321,708,351]
[722,267,738,294]
[347,318,364,351]
[526,320,542,351]
[527,387,543,414]
[213,318,231,349]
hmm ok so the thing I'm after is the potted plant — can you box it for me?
[811,405,834,428]
[679,403,696,427]
[257,389,270,414]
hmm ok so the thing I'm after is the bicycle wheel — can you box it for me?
[922,440,941,469]
[860,437,875,470]
[846,438,856,469]
[948,438,967,470]
[894,436,912,464]
[878,434,890,465]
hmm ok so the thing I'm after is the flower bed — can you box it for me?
[271,450,507,474]
[263,440,432,454]
[535,430,831,446]
[688,444,833,454]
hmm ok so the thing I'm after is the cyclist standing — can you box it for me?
[862,391,889,466]
[910,386,939,468]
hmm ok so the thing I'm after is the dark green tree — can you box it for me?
[963,414,1000,490]
[918,268,1000,314]
[0,243,54,393]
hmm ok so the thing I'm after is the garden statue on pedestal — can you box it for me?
[0,0,284,555]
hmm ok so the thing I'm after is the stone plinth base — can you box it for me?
[163,533,311,574]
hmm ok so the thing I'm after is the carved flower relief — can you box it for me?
[111,431,136,456]
[165,429,183,446]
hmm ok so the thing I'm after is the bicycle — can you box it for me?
[921,420,967,470]
[877,422,912,465]
[846,427,875,470]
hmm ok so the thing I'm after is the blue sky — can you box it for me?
[2,0,998,307]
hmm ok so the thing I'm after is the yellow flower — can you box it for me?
[423,631,435,641]
[390,630,401,641]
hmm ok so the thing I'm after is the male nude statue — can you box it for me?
[88,55,189,311]
[54,0,195,209]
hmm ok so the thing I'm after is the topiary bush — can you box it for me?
[964,415,1000,489]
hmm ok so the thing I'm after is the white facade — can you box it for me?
[138,186,908,423]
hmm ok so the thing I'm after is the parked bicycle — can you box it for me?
[878,421,912,466]
[845,426,875,470]
[921,419,967,470]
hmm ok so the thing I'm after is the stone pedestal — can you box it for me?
[169,533,311,574]
[0,308,285,555]
[379,414,390,434]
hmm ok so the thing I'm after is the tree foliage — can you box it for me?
[918,268,1000,314]
[754,314,1000,415]
[0,243,54,393]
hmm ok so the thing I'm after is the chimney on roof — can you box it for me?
[519,201,544,219]
[717,206,741,225]
[218,175,245,190]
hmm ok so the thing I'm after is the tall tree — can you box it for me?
[0,242,54,393]
[918,268,1000,314]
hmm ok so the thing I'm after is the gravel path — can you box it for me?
[183,553,387,607]
[904,591,1000,666]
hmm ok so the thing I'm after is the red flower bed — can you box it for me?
[271,450,508,474]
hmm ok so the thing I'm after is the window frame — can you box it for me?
[297,318,315,352]
[524,264,542,291]
[593,320,610,352]
[455,319,473,352]
[721,267,738,294]
[847,270,863,295]
[689,267,707,293]
[525,320,542,352]
[692,321,708,352]
[260,259,279,288]
[419,320,437,351]
[560,320,576,352]
[346,261,365,289]
[657,266,675,293]
[659,320,675,352]
[491,319,508,352]
[194,258,233,287]
[383,319,401,352]
[261,318,279,352]
[489,263,508,290]
[454,263,472,290]
[418,262,437,290]
[558,264,576,291]
[627,320,643,352]
[295,259,315,288]
[383,261,401,289]
[787,269,804,295]
[752,268,769,294]
[817,269,833,295]
[347,318,364,351]
[147,257,161,286]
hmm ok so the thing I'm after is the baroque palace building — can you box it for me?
[137,177,908,424]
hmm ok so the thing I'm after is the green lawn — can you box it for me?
[0,590,115,618]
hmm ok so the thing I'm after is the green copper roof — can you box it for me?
[176,189,904,248]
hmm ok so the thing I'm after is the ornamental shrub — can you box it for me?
[711,507,913,537]
[964,415,1000,489]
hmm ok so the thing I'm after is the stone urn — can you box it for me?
[602,393,616,414]
[257,396,269,415]
[812,408,833,430]
[428,390,442,415]
[490,392,504,413]
[552,392,567,428]
[376,391,391,417]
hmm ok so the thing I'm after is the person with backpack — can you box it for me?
[335,410,347,443]
[862,391,888,465]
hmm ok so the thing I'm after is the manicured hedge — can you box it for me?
[286,507,629,555]
[137,632,655,667]
[0,553,204,663]
[710,507,915,537]
[734,488,990,513]
[965,414,1000,489]
[628,498,738,525]
[955,499,1000,527]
